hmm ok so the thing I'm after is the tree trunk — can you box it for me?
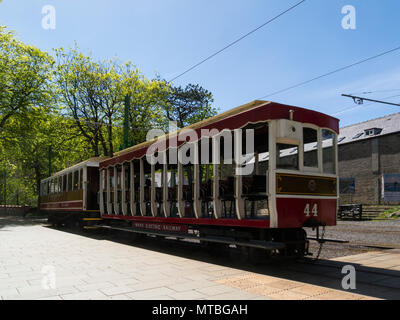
[107,116,114,157]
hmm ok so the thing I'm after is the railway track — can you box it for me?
[308,237,400,250]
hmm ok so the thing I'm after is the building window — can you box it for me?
[366,129,374,136]
[352,133,363,139]
[364,128,382,136]
[340,178,355,194]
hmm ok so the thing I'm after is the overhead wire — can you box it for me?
[168,0,307,82]
[258,46,400,99]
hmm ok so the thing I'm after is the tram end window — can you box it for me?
[303,127,318,168]
[276,143,299,170]
[79,168,83,189]
[322,129,336,174]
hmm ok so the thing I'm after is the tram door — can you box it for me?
[87,167,100,211]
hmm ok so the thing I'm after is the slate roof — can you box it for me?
[338,112,400,145]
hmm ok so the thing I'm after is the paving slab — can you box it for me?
[1,217,400,300]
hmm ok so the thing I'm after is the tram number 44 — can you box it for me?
[304,203,318,217]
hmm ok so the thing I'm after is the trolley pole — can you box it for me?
[342,94,400,107]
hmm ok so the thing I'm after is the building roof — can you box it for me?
[338,112,400,145]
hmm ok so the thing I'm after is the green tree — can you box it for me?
[161,83,217,129]
[0,26,54,130]
[0,107,86,208]
[55,46,170,155]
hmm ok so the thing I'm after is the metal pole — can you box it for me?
[342,94,400,107]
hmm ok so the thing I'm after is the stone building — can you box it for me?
[338,112,400,205]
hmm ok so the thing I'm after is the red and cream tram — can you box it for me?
[40,158,105,227]
[96,100,339,257]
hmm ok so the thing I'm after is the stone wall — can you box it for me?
[0,206,32,216]
[338,132,400,205]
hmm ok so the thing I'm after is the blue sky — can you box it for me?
[1,0,399,127]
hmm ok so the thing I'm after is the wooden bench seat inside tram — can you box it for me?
[182,185,193,201]
[168,186,177,200]
[199,180,212,200]
[243,175,268,219]
[242,175,267,196]
[218,177,236,219]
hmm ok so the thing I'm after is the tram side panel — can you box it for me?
[275,173,337,228]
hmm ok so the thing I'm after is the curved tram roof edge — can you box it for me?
[99,100,339,169]
[41,157,109,183]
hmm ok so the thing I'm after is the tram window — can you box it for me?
[67,172,72,191]
[62,175,67,192]
[303,128,318,168]
[219,162,234,179]
[257,153,269,174]
[109,168,114,189]
[79,169,83,189]
[103,170,107,190]
[322,129,336,174]
[73,170,79,190]
[116,167,121,189]
[155,170,162,187]
[168,168,178,187]
[122,165,128,189]
[276,144,299,170]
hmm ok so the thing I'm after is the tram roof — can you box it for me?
[100,100,339,169]
[41,157,108,182]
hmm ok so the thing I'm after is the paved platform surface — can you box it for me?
[1,217,399,300]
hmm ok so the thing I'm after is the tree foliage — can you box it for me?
[162,83,217,128]
[0,26,217,207]
[54,46,169,157]
[0,26,54,130]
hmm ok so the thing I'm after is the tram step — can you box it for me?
[98,225,285,250]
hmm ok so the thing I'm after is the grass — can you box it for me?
[376,206,400,220]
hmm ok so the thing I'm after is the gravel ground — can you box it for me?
[305,220,400,259]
